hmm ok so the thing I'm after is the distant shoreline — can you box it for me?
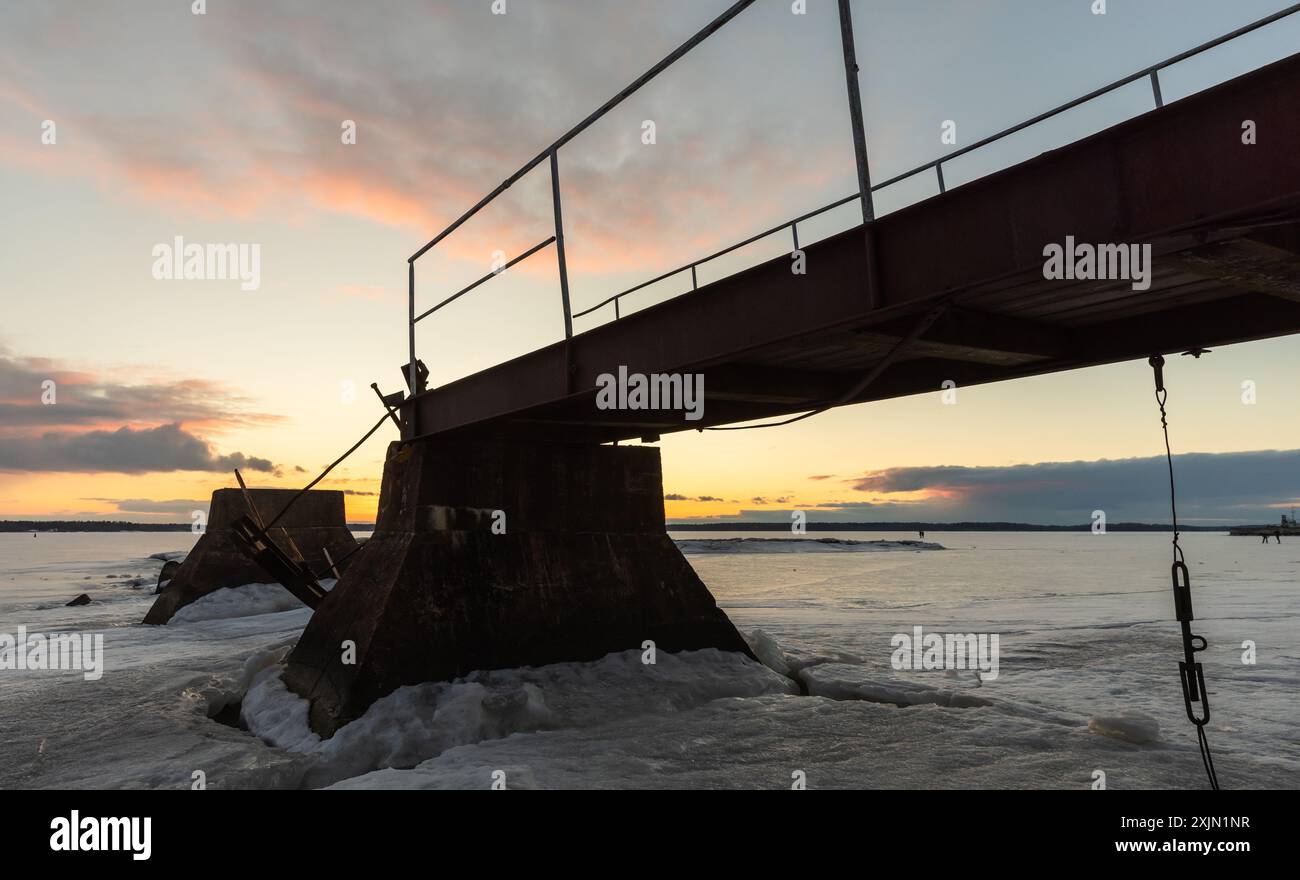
[667,521,1229,532]
[0,521,379,533]
[1,521,195,533]
[3,519,1230,533]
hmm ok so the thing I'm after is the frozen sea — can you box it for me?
[0,530,1296,790]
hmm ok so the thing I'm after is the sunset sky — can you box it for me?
[2,0,1299,525]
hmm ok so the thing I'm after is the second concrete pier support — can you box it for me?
[143,488,357,625]
[282,438,751,736]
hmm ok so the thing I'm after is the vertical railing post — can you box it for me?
[791,222,800,251]
[837,0,881,310]
[837,0,874,223]
[550,151,574,339]
[1149,69,1164,107]
[936,163,946,194]
[407,261,418,439]
[691,265,698,290]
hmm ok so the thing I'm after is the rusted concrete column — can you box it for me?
[282,438,751,736]
[142,489,357,625]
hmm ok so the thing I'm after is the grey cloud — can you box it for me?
[0,423,276,474]
[675,450,1300,524]
[86,498,211,515]
[835,450,1300,524]
[0,351,275,429]
[0,2,858,290]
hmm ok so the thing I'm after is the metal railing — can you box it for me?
[407,0,770,420]
[405,0,1300,430]
[573,191,863,320]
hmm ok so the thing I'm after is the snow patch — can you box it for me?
[169,580,336,624]
[182,642,295,719]
[799,662,991,708]
[149,551,188,562]
[1088,713,1161,744]
[242,647,795,785]
[745,629,790,676]
[242,665,320,751]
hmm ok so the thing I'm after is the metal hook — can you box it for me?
[1149,354,1166,393]
[1179,661,1211,725]
[1171,559,1193,622]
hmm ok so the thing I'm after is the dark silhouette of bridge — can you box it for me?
[283,3,1300,739]
[396,2,1300,444]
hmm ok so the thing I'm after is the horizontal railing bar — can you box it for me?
[872,3,1300,192]
[413,236,556,324]
[573,190,861,318]
[407,0,758,264]
[572,268,688,319]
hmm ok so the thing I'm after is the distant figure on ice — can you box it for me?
[1275,530,1282,544]
[919,530,926,539]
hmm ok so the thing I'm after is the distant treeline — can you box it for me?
[2,517,379,532]
[2,520,379,533]
[1,521,194,532]
[667,521,1228,532]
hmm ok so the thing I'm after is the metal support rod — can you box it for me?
[370,383,403,429]
[550,151,574,339]
[861,226,882,310]
[614,299,620,320]
[706,302,951,432]
[407,262,417,438]
[791,222,800,251]
[413,236,555,323]
[408,0,758,264]
[936,163,946,193]
[834,302,948,405]
[837,0,880,311]
[837,0,874,222]
[691,265,698,290]
[1150,69,1164,107]
[235,468,306,564]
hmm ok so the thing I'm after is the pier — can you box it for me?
[279,3,1300,733]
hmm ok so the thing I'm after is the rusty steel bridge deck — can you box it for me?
[400,43,1300,445]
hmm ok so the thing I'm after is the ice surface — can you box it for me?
[1088,713,1162,744]
[323,694,1206,790]
[241,648,798,787]
[1,531,1296,789]
[676,537,943,554]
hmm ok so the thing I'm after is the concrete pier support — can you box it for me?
[142,489,358,625]
[282,438,752,736]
